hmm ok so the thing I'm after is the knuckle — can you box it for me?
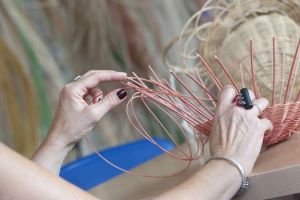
[62,84,74,95]
[221,85,235,95]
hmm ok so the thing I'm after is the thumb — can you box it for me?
[87,89,128,121]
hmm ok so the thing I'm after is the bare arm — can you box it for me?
[155,86,272,200]
[32,70,128,174]
[32,76,272,200]
[155,160,240,200]
[0,142,99,200]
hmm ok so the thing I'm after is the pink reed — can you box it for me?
[87,38,300,178]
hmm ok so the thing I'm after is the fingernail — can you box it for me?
[117,89,128,100]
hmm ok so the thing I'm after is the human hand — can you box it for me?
[46,70,128,149]
[209,85,273,175]
[33,70,128,173]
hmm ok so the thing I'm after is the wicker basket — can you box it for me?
[201,0,300,101]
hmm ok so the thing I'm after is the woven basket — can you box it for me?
[200,0,300,100]
[193,102,300,146]
[262,102,300,145]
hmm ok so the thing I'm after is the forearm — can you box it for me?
[0,142,98,200]
[31,70,128,174]
[32,131,73,174]
[155,160,241,200]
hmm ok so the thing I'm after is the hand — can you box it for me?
[47,70,128,148]
[209,85,273,175]
[33,70,127,173]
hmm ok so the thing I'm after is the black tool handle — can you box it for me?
[240,88,253,110]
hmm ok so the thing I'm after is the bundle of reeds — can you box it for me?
[164,0,300,146]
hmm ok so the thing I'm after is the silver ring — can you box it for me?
[253,104,261,115]
[74,75,81,81]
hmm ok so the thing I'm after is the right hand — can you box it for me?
[33,70,128,174]
[46,70,128,149]
[209,85,273,175]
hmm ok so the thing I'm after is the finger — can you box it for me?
[83,88,103,104]
[235,89,255,104]
[89,87,103,97]
[217,85,237,107]
[81,70,94,78]
[88,88,103,103]
[249,98,269,116]
[74,71,127,90]
[83,92,91,104]
[260,118,273,132]
[87,89,128,121]
[81,70,117,78]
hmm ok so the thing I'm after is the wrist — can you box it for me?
[32,135,74,174]
[42,138,74,154]
[208,156,249,197]
[207,159,242,185]
[43,129,74,153]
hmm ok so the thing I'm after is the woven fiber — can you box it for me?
[201,0,300,100]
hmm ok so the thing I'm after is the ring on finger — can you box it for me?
[234,88,253,110]
[74,75,81,81]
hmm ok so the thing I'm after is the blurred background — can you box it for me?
[0,0,207,159]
